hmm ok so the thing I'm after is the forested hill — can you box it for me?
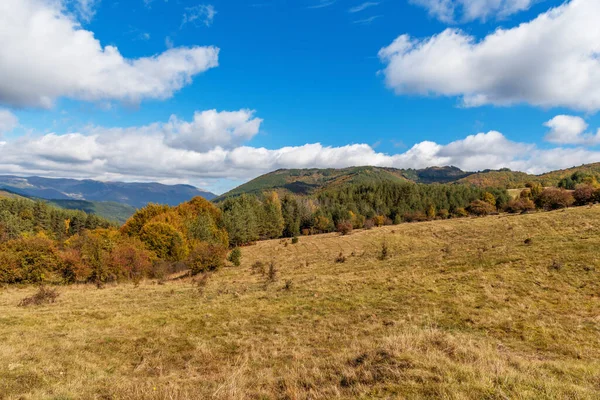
[459,163,600,189]
[216,163,600,200]
[0,175,216,208]
[214,166,471,201]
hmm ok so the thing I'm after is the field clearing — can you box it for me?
[2,207,600,399]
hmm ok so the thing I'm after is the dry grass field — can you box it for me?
[2,206,600,399]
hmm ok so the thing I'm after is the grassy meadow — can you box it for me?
[1,206,600,399]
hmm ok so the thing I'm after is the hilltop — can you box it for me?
[2,206,599,398]
[217,163,600,200]
[215,166,470,200]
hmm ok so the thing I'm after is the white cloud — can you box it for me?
[349,2,379,13]
[1,112,599,192]
[544,115,600,145]
[182,4,217,28]
[0,0,219,108]
[379,0,600,112]
[71,0,100,22]
[354,15,381,24]
[411,0,535,23]
[0,109,18,134]
[308,0,337,9]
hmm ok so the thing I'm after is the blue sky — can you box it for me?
[1,0,600,193]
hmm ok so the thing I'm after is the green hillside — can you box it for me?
[459,163,600,188]
[215,166,472,201]
[48,199,136,224]
[217,163,600,201]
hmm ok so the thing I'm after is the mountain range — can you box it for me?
[2,162,599,222]
[0,176,216,208]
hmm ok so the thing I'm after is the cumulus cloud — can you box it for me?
[411,0,535,23]
[1,111,599,192]
[544,115,600,145]
[0,109,18,134]
[0,0,219,108]
[182,4,217,28]
[379,0,600,112]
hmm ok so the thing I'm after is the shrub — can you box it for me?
[403,211,427,223]
[536,188,575,210]
[0,236,62,284]
[437,209,450,220]
[573,184,596,206]
[267,260,278,282]
[505,198,536,214]
[187,242,227,275]
[453,207,468,218]
[228,247,242,267]
[335,252,346,263]
[374,215,385,227]
[378,241,389,261]
[251,261,265,275]
[336,221,353,235]
[58,249,89,284]
[482,192,497,206]
[291,236,299,244]
[363,219,375,230]
[140,222,188,261]
[107,239,153,284]
[467,200,496,216]
[19,286,59,307]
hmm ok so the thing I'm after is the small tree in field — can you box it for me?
[228,247,242,267]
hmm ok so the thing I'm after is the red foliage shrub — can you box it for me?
[536,188,575,210]
[573,184,596,206]
[187,242,227,275]
[505,198,536,214]
[336,220,353,235]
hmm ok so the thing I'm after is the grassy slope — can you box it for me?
[2,207,600,398]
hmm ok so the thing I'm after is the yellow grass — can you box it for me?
[2,206,600,399]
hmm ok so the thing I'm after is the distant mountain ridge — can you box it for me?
[215,163,600,200]
[0,175,216,209]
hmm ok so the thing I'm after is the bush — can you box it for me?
[107,239,153,284]
[374,215,385,227]
[291,236,299,244]
[187,242,227,275]
[536,188,575,210]
[453,207,468,218]
[0,236,63,284]
[403,212,427,223]
[505,198,536,214]
[437,209,450,219]
[19,286,59,307]
[228,247,242,267]
[378,241,389,261]
[363,219,375,230]
[467,200,496,216]
[140,222,188,261]
[335,252,346,263]
[573,184,596,206]
[336,221,353,235]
